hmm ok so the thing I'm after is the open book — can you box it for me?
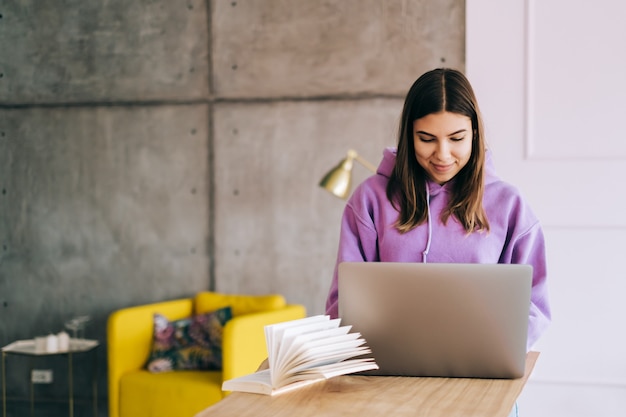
[221,315,378,396]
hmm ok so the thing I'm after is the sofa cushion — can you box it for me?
[120,369,223,417]
[194,292,286,316]
[145,306,232,373]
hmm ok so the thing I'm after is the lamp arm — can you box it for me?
[353,153,377,173]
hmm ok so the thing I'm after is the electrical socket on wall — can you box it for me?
[31,369,53,384]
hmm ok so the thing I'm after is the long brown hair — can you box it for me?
[386,68,489,234]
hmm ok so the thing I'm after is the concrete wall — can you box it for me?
[0,0,464,414]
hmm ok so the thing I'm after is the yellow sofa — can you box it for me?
[107,292,306,417]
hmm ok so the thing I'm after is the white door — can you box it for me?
[467,1,626,415]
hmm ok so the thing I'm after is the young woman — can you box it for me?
[325,68,551,353]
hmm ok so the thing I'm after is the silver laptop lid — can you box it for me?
[338,262,531,379]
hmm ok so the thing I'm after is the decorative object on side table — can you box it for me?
[64,315,92,340]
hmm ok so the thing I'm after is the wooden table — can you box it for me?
[196,351,539,417]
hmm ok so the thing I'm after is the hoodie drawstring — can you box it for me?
[423,184,432,263]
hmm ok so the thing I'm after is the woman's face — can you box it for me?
[412,111,473,185]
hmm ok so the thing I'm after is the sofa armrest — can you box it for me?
[106,298,194,417]
[221,304,307,382]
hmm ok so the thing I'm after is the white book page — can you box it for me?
[277,359,379,388]
[221,369,273,395]
[275,332,362,377]
[281,345,372,381]
[274,325,350,376]
[269,317,342,386]
[265,315,329,371]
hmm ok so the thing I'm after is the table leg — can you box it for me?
[29,357,33,417]
[2,351,6,417]
[68,351,74,417]
[92,349,97,417]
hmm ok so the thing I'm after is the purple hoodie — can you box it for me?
[325,147,551,350]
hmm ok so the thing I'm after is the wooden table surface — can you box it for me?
[196,351,539,417]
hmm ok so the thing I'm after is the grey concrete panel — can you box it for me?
[213,0,464,98]
[213,99,403,315]
[0,1,209,104]
[0,104,210,396]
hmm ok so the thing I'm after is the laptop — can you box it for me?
[338,262,531,379]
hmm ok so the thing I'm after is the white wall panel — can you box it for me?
[536,228,626,383]
[467,1,626,415]
[519,382,626,417]
[529,2,626,160]
[468,1,626,228]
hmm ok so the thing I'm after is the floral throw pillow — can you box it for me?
[146,306,232,373]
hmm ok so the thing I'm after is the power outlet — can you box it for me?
[31,369,53,384]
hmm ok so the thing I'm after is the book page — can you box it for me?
[221,369,273,395]
[276,345,373,385]
[265,315,330,371]
[277,358,379,388]
[274,332,362,377]
[274,325,351,376]
[268,316,342,386]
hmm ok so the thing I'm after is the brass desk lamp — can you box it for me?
[319,149,377,199]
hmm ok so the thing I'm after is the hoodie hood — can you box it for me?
[375,146,499,262]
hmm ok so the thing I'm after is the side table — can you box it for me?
[2,338,99,417]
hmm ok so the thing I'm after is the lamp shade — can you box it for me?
[319,149,376,199]
[318,157,354,199]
